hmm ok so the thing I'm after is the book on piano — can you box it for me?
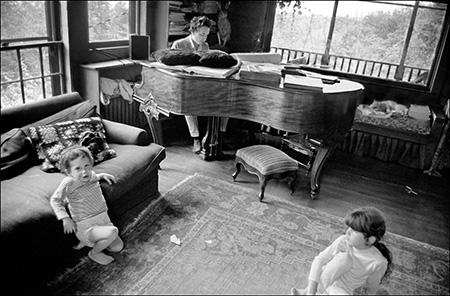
[282,67,340,84]
[237,61,283,87]
[181,64,240,78]
[283,74,325,91]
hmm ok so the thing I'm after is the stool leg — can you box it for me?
[259,176,268,202]
[232,162,241,181]
[288,172,297,195]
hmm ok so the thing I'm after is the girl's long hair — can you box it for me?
[344,206,393,282]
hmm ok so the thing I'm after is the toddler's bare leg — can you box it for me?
[106,236,124,253]
[88,226,119,265]
[73,241,87,250]
[320,252,353,289]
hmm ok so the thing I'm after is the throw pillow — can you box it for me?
[28,117,116,172]
[198,50,238,68]
[79,130,115,164]
[1,128,36,180]
[151,49,201,66]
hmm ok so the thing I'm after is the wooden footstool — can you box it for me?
[232,145,299,202]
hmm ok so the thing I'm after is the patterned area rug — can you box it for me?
[46,174,449,295]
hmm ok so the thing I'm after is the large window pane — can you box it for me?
[271,1,334,54]
[21,48,42,79]
[1,1,47,41]
[405,4,446,68]
[88,1,129,42]
[1,82,22,108]
[332,1,410,64]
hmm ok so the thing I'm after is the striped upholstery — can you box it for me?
[236,145,298,175]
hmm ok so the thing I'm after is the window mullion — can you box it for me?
[321,0,339,66]
[38,47,46,98]
[16,49,26,104]
[395,0,419,81]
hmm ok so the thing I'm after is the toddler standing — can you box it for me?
[50,145,123,265]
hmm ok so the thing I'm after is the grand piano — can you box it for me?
[134,62,364,198]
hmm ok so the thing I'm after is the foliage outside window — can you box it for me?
[88,1,129,42]
[271,1,447,85]
[1,1,64,108]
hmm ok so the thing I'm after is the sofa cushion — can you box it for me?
[93,143,165,203]
[0,92,85,134]
[1,128,37,180]
[354,105,431,135]
[28,117,116,172]
[22,100,97,136]
[199,50,238,68]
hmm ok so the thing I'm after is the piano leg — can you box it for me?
[199,116,224,161]
[309,145,335,199]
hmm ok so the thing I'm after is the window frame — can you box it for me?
[271,0,448,92]
[0,1,65,106]
[87,1,137,60]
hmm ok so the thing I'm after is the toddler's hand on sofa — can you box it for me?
[62,217,77,234]
[97,173,116,185]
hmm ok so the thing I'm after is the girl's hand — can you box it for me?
[97,173,116,185]
[62,217,76,234]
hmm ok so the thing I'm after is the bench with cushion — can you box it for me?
[232,145,299,201]
[341,103,445,169]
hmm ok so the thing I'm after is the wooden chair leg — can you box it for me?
[288,172,297,195]
[232,162,241,181]
[258,176,268,202]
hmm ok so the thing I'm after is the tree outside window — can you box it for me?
[271,1,447,84]
[88,1,129,42]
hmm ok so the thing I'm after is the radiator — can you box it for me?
[100,96,147,129]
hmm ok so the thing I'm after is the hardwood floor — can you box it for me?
[155,133,449,251]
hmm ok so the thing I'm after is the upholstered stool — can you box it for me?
[232,145,299,202]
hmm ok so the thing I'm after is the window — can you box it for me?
[88,1,129,42]
[88,0,136,58]
[271,1,447,85]
[1,1,64,107]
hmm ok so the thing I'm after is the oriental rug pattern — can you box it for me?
[47,174,449,295]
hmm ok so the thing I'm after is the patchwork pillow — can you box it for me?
[151,49,201,66]
[198,50,238,68]
[1,128,36,180]
[28,117,116,172]
[79,130,114,164]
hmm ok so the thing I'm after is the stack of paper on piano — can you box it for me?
[283,74,325,91]
[237,61,283,87]
[142,61,240,78]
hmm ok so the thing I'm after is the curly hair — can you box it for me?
[59,145,94,174]
[189,16,212,33]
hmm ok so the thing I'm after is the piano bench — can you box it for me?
[232,145,299,202]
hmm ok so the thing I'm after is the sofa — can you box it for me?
[1,92,166,294]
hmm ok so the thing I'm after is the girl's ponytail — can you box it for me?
[373,240,393,282]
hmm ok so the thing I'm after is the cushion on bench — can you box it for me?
[235,145,299,175]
